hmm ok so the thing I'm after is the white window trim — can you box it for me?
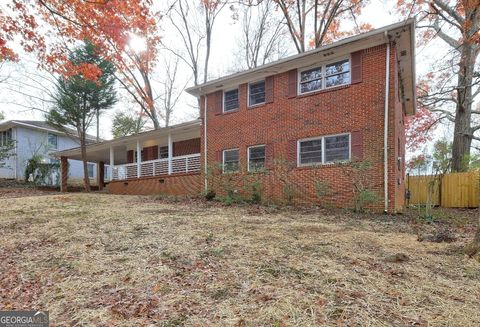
[158,145,169,159]
[297,133,351,167]
[297,56,351,95]
[47,132,58,149]
[87,163,95,178]
[223,88,239,113]
[247,80,266,107]
[222,148,240,173]
[247,144,266,172]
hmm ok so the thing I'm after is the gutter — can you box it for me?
[384,33,391,213]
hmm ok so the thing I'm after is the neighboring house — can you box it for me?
[0,120,98,183]
[56,20,416,212]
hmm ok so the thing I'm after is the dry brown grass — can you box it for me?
[0,193,479,326]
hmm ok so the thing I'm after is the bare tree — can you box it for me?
[166,0,228,85]
[274,0,367,53]
[408,1,480,172]
[155,57,187,127]
[236,0,289,69]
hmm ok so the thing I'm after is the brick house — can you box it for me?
[56,20,415,213]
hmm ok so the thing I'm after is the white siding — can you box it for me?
[0,125,96,181]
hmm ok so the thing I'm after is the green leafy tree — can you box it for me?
[111,111,146,138]
[47,41,117,191]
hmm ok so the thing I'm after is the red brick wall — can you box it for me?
[200,43,406,212]
[107,173,201,196]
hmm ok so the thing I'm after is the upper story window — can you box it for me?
[248,81,265,106]
[325,59,350,88]
[0,129,12,146]
[299,58,350,94]
[299,67,323,94]
[47,133,58,149]
[159,146,169,159]
[223,89,239,112]
[248,145,266,172]
[223,148,239,173]
[298,133,350,166]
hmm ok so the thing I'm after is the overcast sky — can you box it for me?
[0,0,446,142]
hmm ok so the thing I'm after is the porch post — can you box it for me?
[97,161,105,191]
[167,132,172,175]
[109,146,114,181]
[60,156,68,192]
[136,139,141,178]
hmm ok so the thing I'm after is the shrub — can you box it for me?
[340,160,380,212]
[315,180,332,207]
[204,189,216,201]
[24,154,60,186]
[355,189,380,213]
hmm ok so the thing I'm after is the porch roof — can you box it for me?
[53,119,201,164]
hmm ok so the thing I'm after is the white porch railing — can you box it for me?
[111,153,200,181]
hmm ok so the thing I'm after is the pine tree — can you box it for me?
[47,41,117,191]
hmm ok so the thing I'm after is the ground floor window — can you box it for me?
[298,133,350,166]
[0,128,12,146]
[87,163,95,178]
[248,145,266,171]
[223,149,239,173]
[159,146,169,159]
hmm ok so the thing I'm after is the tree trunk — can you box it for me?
[203,17,211,84]
[451,45,475,172]
[80,134,91,192]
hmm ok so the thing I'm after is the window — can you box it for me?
[104,165,110,181]
[224,89,239,112]
[299,138,323,165]
[299,67,322,94]
[299,58,350,94]
[248,145,266,172]
[0,129,12,146]
[223,149,239,173]
[47,133,58,149]
[159,146,169,159]
[87,163,95,178]
[325,59,350,88]
[324,134,350,162]
[298,133,350,166]
[248,81,265,106]
[134,150,144,162]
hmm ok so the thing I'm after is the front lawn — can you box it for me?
[0,194,478,326]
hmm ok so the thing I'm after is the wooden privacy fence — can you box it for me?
[406,170,480,208]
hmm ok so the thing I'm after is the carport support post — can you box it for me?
[60,156,68,192]
[167,132,172,175]
[109,146,114,181]
[136,140,141,178]
[98,161,104,191]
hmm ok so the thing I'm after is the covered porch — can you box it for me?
[55,120,202,193]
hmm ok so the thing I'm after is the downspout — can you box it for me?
[13,127,17,180]
[203,91,208,192]
[384,33,391,213]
